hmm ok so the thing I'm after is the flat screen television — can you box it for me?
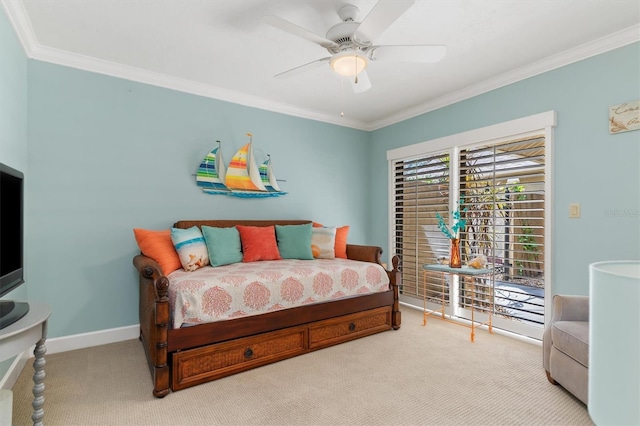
[0,162,29,330]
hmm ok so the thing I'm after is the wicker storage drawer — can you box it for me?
[308,306,392,350]
[172,326,308,390]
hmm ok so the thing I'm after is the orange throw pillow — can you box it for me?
[313,222,349,259]
[334,226,349,259]
[133,228,181,275]
[236,225,281,262]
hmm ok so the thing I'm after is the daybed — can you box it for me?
[133,219,401,397]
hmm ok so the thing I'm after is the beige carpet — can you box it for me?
[11,308,592,426]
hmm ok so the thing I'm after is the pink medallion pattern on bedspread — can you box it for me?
[167,259,390,328]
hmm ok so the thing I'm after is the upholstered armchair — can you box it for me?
[542,294,589,405]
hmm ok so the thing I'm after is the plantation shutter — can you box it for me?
[458,135,545,325]
[392,151,451,301]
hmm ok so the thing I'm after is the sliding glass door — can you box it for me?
[389,113,553,340]
[456,136,546,337]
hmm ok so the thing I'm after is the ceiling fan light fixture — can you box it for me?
[330,51,368,77]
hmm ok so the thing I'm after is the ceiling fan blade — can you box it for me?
[274,57,331,79]
[355,0,415,43]
[262,15,339,49]
[350,69,371,93]
[371,45,446,63]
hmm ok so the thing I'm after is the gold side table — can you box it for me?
[422,264,493,342]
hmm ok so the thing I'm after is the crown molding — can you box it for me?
[3,1,638,132]
[368,24,640,131]
[1,0,38,54]
[33,45,370,130]
[0,1,370,131]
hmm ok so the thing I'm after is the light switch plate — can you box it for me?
[569,203,581,218]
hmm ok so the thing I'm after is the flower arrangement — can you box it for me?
[435,199,467,239]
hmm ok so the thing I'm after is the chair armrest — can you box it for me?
[543,294,589,371]
[550,294,589,322]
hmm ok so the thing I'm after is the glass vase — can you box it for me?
[449,238,462,268]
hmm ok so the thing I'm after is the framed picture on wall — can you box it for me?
[609,100,639,134]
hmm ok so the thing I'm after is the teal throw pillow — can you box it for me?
[201,226,243,267]
[170,226,209,271]
[275,223,314,260]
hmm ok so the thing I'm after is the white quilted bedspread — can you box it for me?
[167,258,390,328]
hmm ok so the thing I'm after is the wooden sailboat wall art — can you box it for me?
[196,133,287,198]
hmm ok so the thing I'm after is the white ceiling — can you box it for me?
[3,0,639,130]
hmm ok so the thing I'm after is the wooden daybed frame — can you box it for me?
[133,220,402,397]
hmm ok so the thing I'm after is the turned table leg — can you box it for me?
[31,337,46,426]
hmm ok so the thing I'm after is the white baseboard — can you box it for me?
[2,324,140,389]
[46,324,140,355]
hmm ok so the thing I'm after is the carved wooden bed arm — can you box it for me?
[345,245,401,330]
[133,255,163,286]
[132,254,171,398]
[346,244,383,264]
[388,255,402,329]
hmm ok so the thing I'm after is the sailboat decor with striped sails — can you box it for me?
[196,133,286,198]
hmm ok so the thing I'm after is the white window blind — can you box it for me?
[392,151,451,303]
[459,135,545,325]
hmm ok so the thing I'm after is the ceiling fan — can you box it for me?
[262,0,446,93]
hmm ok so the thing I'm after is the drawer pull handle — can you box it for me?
[244,348,253,358]
[348,322,356,332]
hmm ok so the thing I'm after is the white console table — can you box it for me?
[0,302,51,426]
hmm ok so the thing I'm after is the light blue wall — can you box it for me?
[370,42,640,297]
[4,8,639,343]
[0,7,29,380]
[26,61,372,338]
[0,9,27,171]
